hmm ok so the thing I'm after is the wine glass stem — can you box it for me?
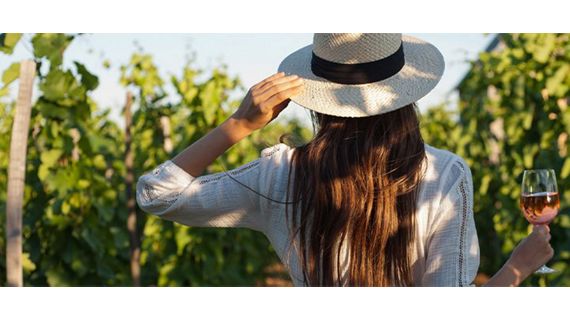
[531,224,555,275]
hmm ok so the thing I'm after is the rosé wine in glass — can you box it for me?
[520,191,560,225]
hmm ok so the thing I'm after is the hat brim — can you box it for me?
[277,35,445,118]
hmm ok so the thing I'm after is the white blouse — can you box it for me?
[136,143,480,287]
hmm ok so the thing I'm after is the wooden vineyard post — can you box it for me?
[6,60,36,287]
[160,116,173,153]
[124,91,141,286]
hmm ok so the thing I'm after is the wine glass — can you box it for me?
[520,169,559,274]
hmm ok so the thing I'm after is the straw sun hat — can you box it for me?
[277,33,444,118]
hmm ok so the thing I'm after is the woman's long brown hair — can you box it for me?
[284,103,426,286]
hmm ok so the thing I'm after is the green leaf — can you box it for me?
[77,179,90,189]
[70,256,88,276]
[40,149,63,168]
[546,65,569,97]
[69,193,81,208]
[110,226,129,249]
[531,35,555,63]
[523,145,537,169]
[103,189,117,200]
[480,175,492,195]
[93,155,106,170]
[561,158,570,179]
[0,33,22,54]
[38,164,50,181]
[39,69,85,105]
[43,167,75,196]
[74,62,99,91]
[97,262,114,280]
[2,62,20,86]
[61,201,70,214]
[522,110,533,130]
[32,33,73,68]
[45,268,68,286]
[81,228,104,253]
[0,85,8,97]
[200,81,220,125]
[38,100,68,119]
[175,226,192,255]
[22,252,37,272]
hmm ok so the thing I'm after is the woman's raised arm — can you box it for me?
[172,72,303,176]
[135,72,303,232]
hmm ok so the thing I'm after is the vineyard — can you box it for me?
[0,33,311,286]
[1,33,569,286]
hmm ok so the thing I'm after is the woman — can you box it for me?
[136,33,553,286]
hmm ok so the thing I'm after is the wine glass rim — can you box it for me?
[521,191,558,196]
[523,169,556,172]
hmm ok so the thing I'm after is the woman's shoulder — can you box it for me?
[260,143,294,158]
[258,142,295,172]
[258,143,296,172]
[424,143,463,163]
[424,144,470,174]
[423,144,472,194]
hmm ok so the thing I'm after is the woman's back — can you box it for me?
[136,142,479,286]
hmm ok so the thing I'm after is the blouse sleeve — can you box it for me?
[421,156,480,287]
[135,143,291,234]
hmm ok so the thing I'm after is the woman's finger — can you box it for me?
[547,246,554,258]
[257,74,299,94]
[252,72,285,91]
[259,78,303,102]
[262,85,303,109]
[272,99,290,114]
[533,224,548,236]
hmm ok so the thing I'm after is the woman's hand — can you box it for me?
[485,225,554,287]
[171,72,303,176]
[230,72,304,132]
[506,225,554,278]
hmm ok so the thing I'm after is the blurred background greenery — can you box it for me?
[0,33,569,286]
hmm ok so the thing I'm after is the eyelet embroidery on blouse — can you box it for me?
[195,145,285,185]
[142,181,180,206]
[198,160,261,185]
[455,160,469,287]
[160,193,180,206]
[143,183,157,202]
[261,144,284,158]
